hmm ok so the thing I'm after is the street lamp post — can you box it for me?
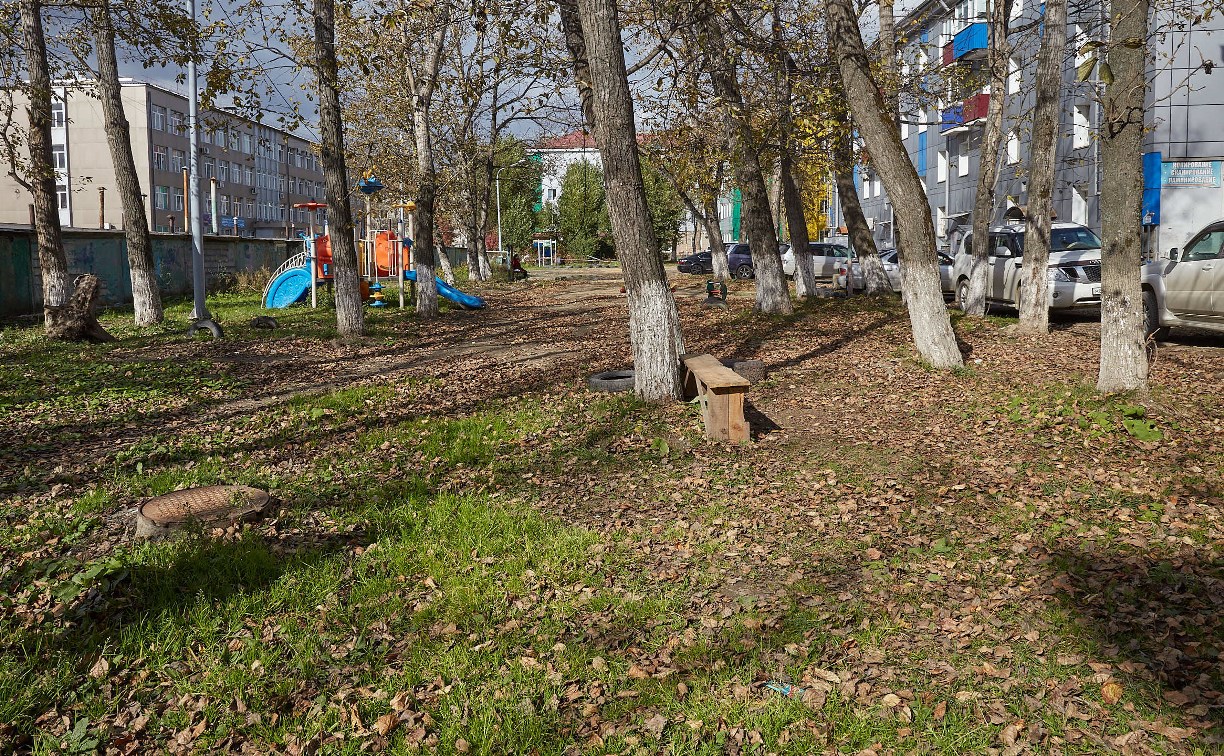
[495,157,530,278]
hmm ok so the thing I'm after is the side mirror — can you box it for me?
[1168,247,1180,261]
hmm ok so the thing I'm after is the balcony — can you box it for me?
[940,92,990,133]
[952,22,989,61]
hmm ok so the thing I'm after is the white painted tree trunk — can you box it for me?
[828,0,962,368]
[564,0,686,400]
[92,1,163,326]
[1018,0,1066,333]
[20,0,70,322]
[963,0,1012,316]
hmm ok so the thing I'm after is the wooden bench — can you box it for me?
[681,354,751,443]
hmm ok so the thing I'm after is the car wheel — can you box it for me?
[956,279,971,312]
[734,264,754,279]
[1142,289,1169,341]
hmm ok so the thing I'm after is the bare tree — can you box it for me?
[559,0,686,400]
[961,0,1012,316]
[312,0,363,336]
[826,0,962,368]
[1017,0,1068,333]
[403,2,451,318]
[695,3,790,314]
[1096,0,1149,392]
[833,135,890,294]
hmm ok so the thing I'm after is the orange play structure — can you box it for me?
[373,231,410,276]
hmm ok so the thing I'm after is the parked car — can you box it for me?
[836,249,955,296]
[1142,218,1224,338]
[727,242,790,279]
[677,250,714,275]
[951,222,1103,311]
[781,242,853,279]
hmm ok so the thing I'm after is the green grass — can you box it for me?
[1,290,1219,754]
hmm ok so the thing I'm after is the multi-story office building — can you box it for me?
[853,0,1224,257]
[0,78,327,238]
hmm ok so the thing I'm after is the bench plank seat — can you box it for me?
[681,354,751,443]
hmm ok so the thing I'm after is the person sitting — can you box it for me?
[510,252,529,281]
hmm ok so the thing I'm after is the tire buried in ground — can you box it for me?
[589,369,635,393]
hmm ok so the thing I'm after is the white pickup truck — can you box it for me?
[1142,219,1224,338]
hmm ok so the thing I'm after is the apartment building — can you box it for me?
[853,0,1224,257]
[0,78,326,238]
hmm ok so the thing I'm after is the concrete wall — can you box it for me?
[0,227,290,318]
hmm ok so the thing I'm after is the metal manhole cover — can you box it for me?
[136,485,270,539]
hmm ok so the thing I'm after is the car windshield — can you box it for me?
[1013,227,1102,252]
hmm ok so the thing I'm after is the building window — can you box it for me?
[1007,131,1020,164]
[56,184,68,209]
[153,145,167,171]
[1071,185,1088,224]
[169,110,184,134]
[151,106,166,131]
[51,144,66,171]
[862,174,872,199]
[173,187,184,212]
[154,185,169,209]
[242,134,253,154]
[937,206,948,239]
[245,166,254,185]
[51,99,65,128]
[218,161,228,182]
[901,116,910,140]
[228,130,240,151]
[171,149,185,172]
[1008,58,1021,94]
[204,158,215,178]
[958,139,969,176]
[1072,25,1091,66]
[1011,0,1023,19]
[219,195,230,215]
[201,128,211,145]
[937,150,948,183]
[873,176,882,196]
[918,108,928,134]
[1073,105,1090,149]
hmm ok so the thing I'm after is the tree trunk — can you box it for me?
[565,0,685,400]
[91,0,163,326]
[312,0,363,336]
[833,138,889,294]
[963,0,1011,316]
[698,10,789,314]
[781,157,817,297]
[45,274,115,342]
[412,112,441,316]
[1096,0,1149,393]
[407,16,448,318]
[437,244,456,285]
[1018,0,1066,333]
[878,0,899,118]
[702,193,729,280]
[20,0,70,323]
[827,0,962,368]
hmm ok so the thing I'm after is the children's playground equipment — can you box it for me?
[262,203,486,311]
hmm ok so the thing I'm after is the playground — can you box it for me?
[1,272,1222,754]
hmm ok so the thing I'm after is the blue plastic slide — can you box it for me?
[264,267,312,308]
[403,270,487,310]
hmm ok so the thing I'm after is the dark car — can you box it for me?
[677,250,714,274]
[727,242,790,279]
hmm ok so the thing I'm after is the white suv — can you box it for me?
[952,222,1103,311]
[1142,219,1224,337]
